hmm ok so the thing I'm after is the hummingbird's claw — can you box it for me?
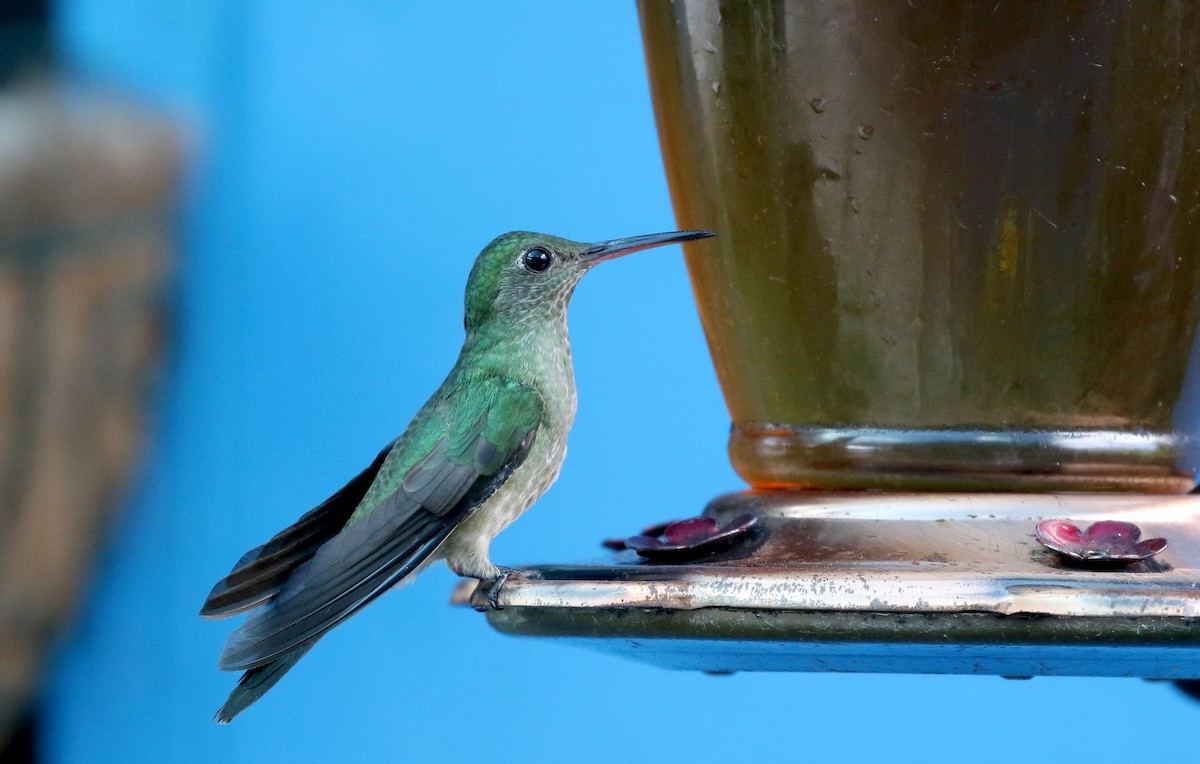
[470,569,511,612]
[470,567,542,611]
[485,569,511,610]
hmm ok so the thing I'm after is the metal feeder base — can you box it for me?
[459,492,1200,678]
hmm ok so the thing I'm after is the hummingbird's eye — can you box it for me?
[521,247,553,273]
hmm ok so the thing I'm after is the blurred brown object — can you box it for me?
[0,79,180,747]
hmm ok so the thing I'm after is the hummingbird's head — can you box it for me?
[462,229,714,333]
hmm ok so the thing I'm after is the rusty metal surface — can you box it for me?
[464,491,1200,677]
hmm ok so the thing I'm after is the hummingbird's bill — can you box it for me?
[579,230,715,265]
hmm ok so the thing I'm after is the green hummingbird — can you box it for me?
[201,228,714,721]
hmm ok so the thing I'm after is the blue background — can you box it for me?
[45,3,1197,762]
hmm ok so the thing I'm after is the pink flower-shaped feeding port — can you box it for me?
[1035,519,1167,564]
[602,514,758,562]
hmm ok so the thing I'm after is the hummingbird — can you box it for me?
[201,228,714,721]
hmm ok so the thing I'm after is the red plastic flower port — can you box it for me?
[602,514,757,562]
[1035,519,1167,563]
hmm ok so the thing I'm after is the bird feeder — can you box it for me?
[465,0,1200,680]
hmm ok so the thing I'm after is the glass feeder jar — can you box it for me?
[639,0,1200,493]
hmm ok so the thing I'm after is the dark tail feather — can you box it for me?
[215,642,315,723]
[201,445,393,619]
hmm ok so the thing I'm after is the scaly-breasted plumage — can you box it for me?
[200,229,713,721]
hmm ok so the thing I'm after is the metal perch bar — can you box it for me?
[461,492,1200,678]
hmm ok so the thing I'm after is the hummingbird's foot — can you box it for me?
[471,567,542,612]
[482,570,511,611]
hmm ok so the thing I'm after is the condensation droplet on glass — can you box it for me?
[857,123,874,140]
[809,97,826,113]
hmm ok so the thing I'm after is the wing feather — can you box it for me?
[215,377,544,670]
[201,444,393,618]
